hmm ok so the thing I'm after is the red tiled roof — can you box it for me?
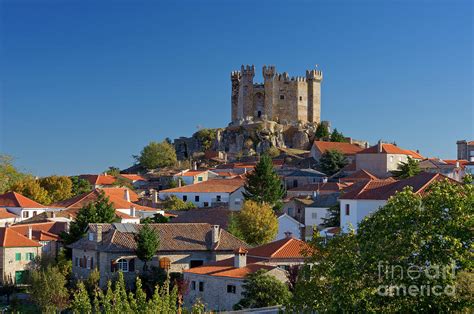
[340,169,379,182]
[160,178,245,193]
[247,237,313,259]
[443,160,469,166]
[0,208,18,219]
[0,227,42,247]
[175,170,207,177]
[79,174,117,186]
[120,174,146,181]
[10,221,67,242]
[0,192,47,208]
[358,143,424,159]
[313,141,364,155]
[468,141,474,145]
[184,262,276,279]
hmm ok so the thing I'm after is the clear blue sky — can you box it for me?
[1,0,472,176]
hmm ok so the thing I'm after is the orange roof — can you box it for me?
[0,208,18,219]
[443,160,469,166]
[10,221,67,242]
[468,141,474,145]
[358,143,424,159]
[175,170,207,177]
[340,169,379,182]
[0,227,41,247]
[160,178,245,194]
[313,141,364,155]
[247,237,313,259]
[120,174,146,181]
[184,262,276,279]
[79,174,117,186]
[0,192,46,208]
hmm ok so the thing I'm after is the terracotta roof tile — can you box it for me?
[340,169,379,182]
[0,192,47,208]
[79,174,117,186]
[247,237,313,259]
[0,227,42,247]
[175,170,208,177]
[358,143,424,159]
[160,178,245,194]
[184,263,276,279]
[120,174,146,181]
[0,208,19,219]
[313,141,364,155]
[10,221,67,242]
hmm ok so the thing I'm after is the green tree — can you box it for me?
[234,269,292,310]
[137,140,177,170]
[233,200,278,246]
[0,154,27,194]
[62,192,117,245]
[317,149,348,176]
[463,173,473,184]
[243,154,285,209]
[113,272,131,313]
[315,123,329,140]
[391,156,421,179]
[135,224,160,271]
[227,212,245,241]
[135,277,148,313]
[105,166,121,176]
[39,175,73,203]
[70,176,92,196]
[321,202,340,227]
[292,179,474,312]
[141,213,169,224]
[9,176,51,205]
[29,266,70,313]
[162,195,196,210]
[330,128,346,142]
[195,128,217,151]
[70,281,92,314]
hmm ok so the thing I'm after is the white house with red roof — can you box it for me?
[183,236,312,311]
[310,141,365,162]
[159,178,246,210]
[0,192,61,222]
[172,169,218,185]
[355,141,424,178]
[339,172,454,233]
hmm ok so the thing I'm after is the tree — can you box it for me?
[321,202,340,227]
[243,154,285,209]
[463,173,473,184]
[70,176,92,196]
[233,201,278,246]
[162,195,196,210]
[135,277,148,313]
[39,175,73,203]
[62,192,117,245]
[29,266,69,313]
[9,176,51,205]
[135,224,160,271]
[227,212,245,241]
[137,141,177,170]
[141,213,169,224]
[292,179,473,312]
[315,123,329,140]
[391,156,421,179]
[194,128,217,151]
[105,166,121,176]
[0,275,15,304]
[317,149,348,176]
[70,281,92,314]
[0,154,28,194]
[234,269,292,310]
[330,128,346,142]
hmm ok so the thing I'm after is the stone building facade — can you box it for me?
[231,65,323,124]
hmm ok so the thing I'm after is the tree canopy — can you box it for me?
[70,176,93,196]
[234,269,292,310]
[315,123,330,140]
[135,223,160,270]
[162,195,196,210]
[292,179,473,312]
[0,154,28,194]
[231,200,278,246]
[330,128,346,142]
[137,140,177,170]
[9,176,51,205]
[243,154,285,209]
[317,149,348,176]
[391,156,421,179]
[38,175,73,203]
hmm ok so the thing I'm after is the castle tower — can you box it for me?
[306,68,323,123]
[231,71,241,122]
[262,65,276,120]
[239,65,255,120]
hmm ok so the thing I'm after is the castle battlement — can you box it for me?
[231,65,322,124]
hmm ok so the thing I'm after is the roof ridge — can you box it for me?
[269,238,293,258]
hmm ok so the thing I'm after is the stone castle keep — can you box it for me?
[231,65,323,124]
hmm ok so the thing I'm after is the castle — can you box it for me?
[231,65,323,125]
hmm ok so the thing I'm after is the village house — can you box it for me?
[172,169,218,185]
[456,140,474,162]
[310,141,365,162]
[183,236,312,311]
[69,223,248,287]
[159,178,246,210]
[0,192,60,222]
[419,158,466,182]
[287,181,351,198]
[78,174,117,188]
[278,168,327,189]
[0,208,20,227]
[355,141,424,178]
[339,172,455,232]
[276,214,304,240]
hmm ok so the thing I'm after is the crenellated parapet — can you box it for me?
[262,65,276,80]
[306,69,323,82]
[241,65,255,78]
[231,71,241,81]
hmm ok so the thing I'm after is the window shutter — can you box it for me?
[129,258,135,272]
[110,260,115,272]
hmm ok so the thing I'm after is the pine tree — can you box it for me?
[149,284,163,311]
[391,157,421,179]
[92,291,101,314]
[102,281,113,313]
[135,223,160,271]
[243,154,285,209]
[315,123,330,140]
[322,202,340,227]
[114,272,131,313]
[135,277,148,313]
[128,291,138,313]
[330,128,346,142]
[317,149,348,176]
[70,281,92,314]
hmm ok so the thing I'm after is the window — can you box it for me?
[389,156,394,163]
[32,211,37,216]
[15,253,21,261]
[190,260,204,268]
[117,259,129,272]
[203,202,209,207]
[26,253,35,261]
[199,281,204,292]
[198,177,203,182]
[216,195,221,202]
[227,285,236,294]
[183,195,188,201]
[312,212,318,219]
[293,180,298,188]
[280,95,285,100]
[23,211,29,219]
[88,233,94,241]
[191,281,196,290]
[345,204,350,216]
[257,110,262,118]
[299,96,303,101]
[287,208,294,216]
[75,257,79,267]
[195,195,200,202]
[234,198,241,205]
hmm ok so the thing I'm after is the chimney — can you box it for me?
[96,225,102,243]
[130,206,136,217]
[193,162,197,171]
[28,226,32,240]
[377,140,383,153]
[52,211,56,219]
[152,190,159,207]
[124,189,130,202]
[365,142,370,149]
[211,225,220,244]
[456,160,460,168]
[234,247,248,268]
